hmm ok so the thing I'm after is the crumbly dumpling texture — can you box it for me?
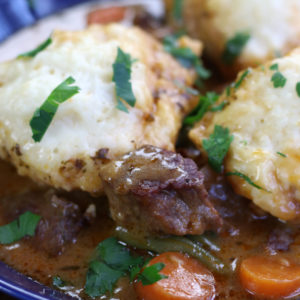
[165,0,300,74]
[190,49,300,221]
[0,24,199,194]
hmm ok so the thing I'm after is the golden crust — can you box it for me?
[190,49,300,221]
[0,24,200,194]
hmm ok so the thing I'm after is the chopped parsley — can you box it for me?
[183,92,219,126]
[30,77,80,142]
[203,125,234,173]
[210,101,228,112]
[222,32,250,65]
[163,34,211,86]
[226,171,269,192]
[277,152,287,158]
[18,37,52,58]
[113,47,137,113]
[173,80,199,96]
[296,82,300,97]
[271,72,286,88]
[234,69,250,89]
[85,237,166,298]
[172,0,184,21]
[269,63,278,71]
[0,211,41,245]
[52,276,67,288]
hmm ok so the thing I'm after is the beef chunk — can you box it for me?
[101,145,222,235]
[2,190,84,256]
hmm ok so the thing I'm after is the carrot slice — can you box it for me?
[240,256,300,298]
[87,7,126,25]
[135,252,216,300]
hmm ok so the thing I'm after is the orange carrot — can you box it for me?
[135,252,216,300]
[87,7,126,25]
[240,256,300,298]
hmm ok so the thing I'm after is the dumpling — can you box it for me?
[165,0,300,77]
[190,48,300,221]
[0,24,200,194]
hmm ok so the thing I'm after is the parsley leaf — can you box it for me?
[172,0,183,21]
[184,92,219,126]
[269,63,278,71]
[271,71,286,88]
[52,276,67,288]
[226,171,269,192]
[203,125,234,172]
[30,76,80,142]
[137,263,168,286]
[113,47,137,113]
[296,82,300,97]
[163,35,211,85]
[234,69,250,89]
[277,152,287,158]
[222,32,250,65]
[0,211,41,244]
[18,37,52,58]
[85,237,165,298]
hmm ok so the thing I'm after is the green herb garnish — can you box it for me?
[271,72,286,88]
[222,32,250,65]
[85,237,166,298]
[226,171,269,192]
[184,92,219,125]
[30,77,80,142]
[203,125,234,172]
[277,152,287,158]
[296,82,300,97]
[18,37,52,58]
[0,211,41,244]
[172,0,183,21]
[209,101,228,112]
[53,276,67,288]
[163,34,211,86]
[137,263,167,285]
[234,69,250,89]
[269,63,278,71]
[113,47,137,113]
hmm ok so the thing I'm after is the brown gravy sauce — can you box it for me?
[0,160,299,300]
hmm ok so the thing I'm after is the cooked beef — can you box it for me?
[2,190,84,256]
[101,145,222,235]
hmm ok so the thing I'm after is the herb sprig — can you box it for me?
[85,237,166,298]
[203,125,234,172]
[30,77,80,142]
[113,47,137,113]
[18,37,52,58]
[269,63,286,88]
[0,211,41,244]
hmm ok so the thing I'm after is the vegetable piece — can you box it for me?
[30,76,80,142]
[271,71,286,88]
[222,32,250,65]
[113,47,137,112]
[84,237,166,298]
[202,125,234,173]
[184,92,219,126]
[18,37,52,58]
[187,234,220,252]
[135,252,216,300]
[115,227,229,274]
[239,256,300,298]
[87,6,126,25]
[137,263,168,286]
[269,63,278,71]
[226,171,268,192]
[0,211,41,244]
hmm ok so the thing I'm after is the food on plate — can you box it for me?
[0,24,200,194]
[101,145,222,235]
[0,2,300,300]
[164,0,300,77]
[190,48,300,221]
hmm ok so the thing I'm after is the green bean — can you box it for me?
[115,227,229,275]
[187,234,221,252]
